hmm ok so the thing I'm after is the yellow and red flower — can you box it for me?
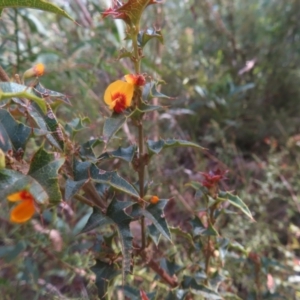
[7,190,36,223]
[104,74,146,114]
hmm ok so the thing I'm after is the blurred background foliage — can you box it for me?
[1,0,300,298]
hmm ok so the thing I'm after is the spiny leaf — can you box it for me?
[138,27,164,47]
[64,178,87,201]
[218,191,254,221]
[91,260,120,299]
[79,138,104,159]
[81,207,112,234]
[0,109,31,153]
[116,285,156,300]
[103,113,126,144]
[28,103,64,151]
[0,0,74,21]
[182,276,222,299]
[28,147,65,204]
[131,200,171,242]
[0,82,46,113]
[142,81,171,101]
[65,117,90,139]
[190,217,219,237]
[170,227,194,248]
[99,145,137,163]
[33,81,71,106]
[90,164,139,198]
[147,138,203,157]
[128,102,162,120]
[106,199,134,276]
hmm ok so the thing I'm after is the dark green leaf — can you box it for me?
[0,240,26,263]
[0,109,31,153]
[65,117,90,139]
[103,113,126,143]
[33,81,71,105]
[0,0,74,21]
[170,227,194,248]
[218,191,254,221]
[28,103,64,151]
[81,207,112,234]
[117,47,132,60]
[182,276,222,299]
[142,81,171,101]
[91,260,120,299]
[147,138,203,157]
[99,145,137,163]
[190,217,219,237]
[148,223,161,246]
[160,258,183,276]
[64,178,86,201]
[90,164,139,198]
[28,147,65,204]
[138,28,164,47]
[117,285,156,300]
[79,138,104,159]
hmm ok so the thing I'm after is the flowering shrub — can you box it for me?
[0,1,262,299]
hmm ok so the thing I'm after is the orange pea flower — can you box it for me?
[104,74,145,114]
[7,190,36,223]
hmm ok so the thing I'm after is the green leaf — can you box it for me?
[81,207,113,234]
[0,109,31,153]
[64,178,86,201]
[117,47,132,60]
[90,164,139,199]
[138,27,164,47]
[131,200,171,242]
[0,240,26,263]
[33,81,71,106]
[160,258,183,276]
[148,223,161,246]
[65,117,90,139]
[28,147,65,204]
[28,103,64,151]
[142,81,172,101]
[170,227,194,248]
[117,285,156,300]
[0,82,46,113]
[106,198,134,275]
[99,145,137,163]
[182,276,222,299]
[128,102,162,120]
[91,260,120,299]
[147,138,203,157]
[79,138,104,159]
[0,0,74,21]
[218,191,254,221]
[103,113,127,143]
[190,217,219,237]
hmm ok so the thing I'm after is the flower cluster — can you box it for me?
[200,169,228,189]
[104,74,145,114]
[7,190,36,223]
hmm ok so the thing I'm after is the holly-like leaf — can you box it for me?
[90,164,139,199]
[91,260,120,299]
[190,217,219,237]
[28,147,65,204]
[116,285,156,300]
[103,113,127,144]
[131,200,171,242]
[128,102,162,120]
[106,199,134,276]
[138,27,164,47]
[0,82,46,113]
[99,145,137,163]
[142,81,171,101]
[218,191,254,221]
[160,258,184,276]
[148,223,161,246]
[81,207,112,234]
[182,276,222,299]
[116,47,132,60]
[79,138,104,159]
[28,103,64,151]
[170,227,194,248]
[147,138,203,157]
[65,117,90,139]
[0,0,74,21]
[64,178,87,201]
[0,109,31,153]
[33,82,71,106]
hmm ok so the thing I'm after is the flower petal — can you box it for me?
[104,80,134,111]
[7,190,33,202]
[10,200,35,223]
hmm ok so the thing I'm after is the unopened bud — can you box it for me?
[23,63,45,79]
[0,148,6,169]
